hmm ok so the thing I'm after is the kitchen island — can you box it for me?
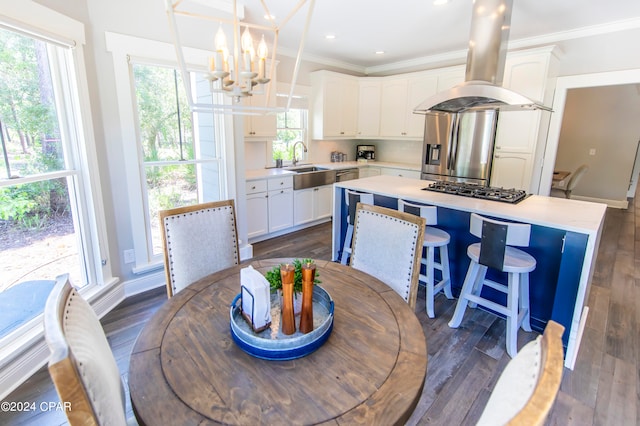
[333,175,607,369]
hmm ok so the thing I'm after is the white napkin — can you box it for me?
[240,266,272,331]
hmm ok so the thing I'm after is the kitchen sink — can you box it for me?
[286,166,329,173]
[287,166,335,190]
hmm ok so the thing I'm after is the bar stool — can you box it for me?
[448,213,536,357]
[340,189,374,265]
[398,199,453,318]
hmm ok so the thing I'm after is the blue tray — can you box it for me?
[229,285,334,361]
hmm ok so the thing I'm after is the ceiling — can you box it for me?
[236,0,640,74]
[174,0,640,76]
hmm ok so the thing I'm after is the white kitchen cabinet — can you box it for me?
[244,88,277,138]
[246,176,293,239]
[293,184,333,225]
[380,73,438,139]
[437,66,465,91]
[310,70,358,139]
[379,167,421,179]
[357,79,381,138]
[268,187,293,232]
[246,180,270,239]
[491,153,533,191]
[359,167,381,178]
[492,47,559,192]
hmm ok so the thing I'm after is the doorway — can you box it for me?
[540,69,640,207]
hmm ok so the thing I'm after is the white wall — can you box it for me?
[554,84,640,201]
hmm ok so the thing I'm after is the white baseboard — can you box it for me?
[571,195,628,209]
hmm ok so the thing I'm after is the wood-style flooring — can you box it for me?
[1,202,638,424]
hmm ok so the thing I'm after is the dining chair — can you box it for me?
[44,274,127,426]
[551,164,589,199]
[160,200,240,297]
[449,213,537,357]
[350,203,426,310]
[476,320,565,426]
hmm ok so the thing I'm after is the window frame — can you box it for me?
[106,33,237,273]
[0,1,115,390]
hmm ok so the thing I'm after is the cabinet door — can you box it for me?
[244,81,277,138]
[341,78,359,137]
[314,185,333,220]
[293,188,315,225]
[437,66,465,91]
[359,167,381,177]
[246,192,269,239]
[357,80,381,137]
[491,153,533,191]
[405,76,438,138]
[268,188,294,232]
[379,78,408,137]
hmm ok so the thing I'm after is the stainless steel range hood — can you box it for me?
[414,0,551,114]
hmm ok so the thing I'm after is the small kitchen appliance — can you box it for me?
[356,145,375,161]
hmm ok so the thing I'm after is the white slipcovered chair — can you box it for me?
[551,164,589,199]
[476,320,565,426]
[160,200,240,297]
[350,203,426,310]
[44,274,127,426]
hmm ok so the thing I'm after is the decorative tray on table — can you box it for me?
[229,285,334,361]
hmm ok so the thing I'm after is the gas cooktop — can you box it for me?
[423,180,528,204]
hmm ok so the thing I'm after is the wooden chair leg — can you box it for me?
[440,245,453,299]
[468,265,487,309]
[506,272,520,358]
[519,272,532,332]
[340,224,354,265]
[449,261,481,328]
[425,246,436,318]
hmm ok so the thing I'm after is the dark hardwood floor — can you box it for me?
[1,204,638,425]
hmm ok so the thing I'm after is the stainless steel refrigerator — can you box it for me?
[420,110,498,185]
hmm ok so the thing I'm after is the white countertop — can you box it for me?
[246,161,420,180]
[335,175,607,236]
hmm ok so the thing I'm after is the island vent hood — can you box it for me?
[414,0,551,114]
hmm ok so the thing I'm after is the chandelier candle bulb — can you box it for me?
[300,262,316,334]
[280,264,296,335]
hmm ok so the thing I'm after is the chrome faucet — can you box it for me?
[292,141,308,166]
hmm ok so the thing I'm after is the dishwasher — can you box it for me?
[335,168,359,182]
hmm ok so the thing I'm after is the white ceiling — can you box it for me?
[236,0,640,74]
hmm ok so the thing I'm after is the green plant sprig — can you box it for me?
[265,258,321,294]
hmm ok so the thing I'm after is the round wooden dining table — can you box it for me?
[128,258,427,425]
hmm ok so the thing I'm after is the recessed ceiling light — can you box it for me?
[375,51,385,55]
[264,14,275,20]
[325,34,336,40]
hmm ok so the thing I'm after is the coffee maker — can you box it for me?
[356,145,376,161]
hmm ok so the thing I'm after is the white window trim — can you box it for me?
[105,32,239,273]
[0,0,117,401]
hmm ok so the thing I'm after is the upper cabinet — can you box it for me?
[491,47,559,192]
[379,74,438,139]
[310,71,359,139]
[357,79,382,138]
[244,84,277,139]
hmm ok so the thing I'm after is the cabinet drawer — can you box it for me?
[268,176,293,191]
[246,180,267,194]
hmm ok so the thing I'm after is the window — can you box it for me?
[271,94,308,162]
[0,26,106,340]
[131,62,226,258]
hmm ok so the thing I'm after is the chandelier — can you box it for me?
[165,0,316,114]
